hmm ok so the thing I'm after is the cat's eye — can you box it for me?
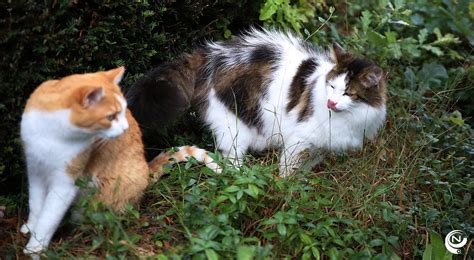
[344,91,357,97]
[329,84,335,89]
[106,113,117,121]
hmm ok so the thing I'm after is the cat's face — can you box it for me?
[48,67,129,138]
[325,43,386,112]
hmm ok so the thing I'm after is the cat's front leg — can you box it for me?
[21,161,47,235]
[24,172,78,255]
[279,141,312,177]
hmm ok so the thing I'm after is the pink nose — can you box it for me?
[327,99,337,110]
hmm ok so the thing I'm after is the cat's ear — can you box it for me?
[104,67,126,84]
[332,42,346,61]
[83,87,104,107]
[360,66,384,88]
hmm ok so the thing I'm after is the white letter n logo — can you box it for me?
[451,234,462,243]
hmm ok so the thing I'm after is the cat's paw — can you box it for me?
[20,224,31,235]
[24,239,45,255]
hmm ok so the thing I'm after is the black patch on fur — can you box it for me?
[286,59,318,113]
[344,57,374,79]
[215,70,268,130]
[250,46,279,63]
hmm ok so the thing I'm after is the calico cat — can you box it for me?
[20,68,216,255]
[127,29,387,176]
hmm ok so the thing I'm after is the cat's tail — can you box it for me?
[149,145,222,181]
[126,50,206,128]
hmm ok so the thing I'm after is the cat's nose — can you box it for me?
[327,99,337,110]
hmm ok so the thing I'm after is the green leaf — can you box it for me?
[385,31,398,43]
[224,185,240,193]
[394,0,405,10]
[156,254,168,260]
[423,244,433,260]
[311,247,321,260]
[302,252,311,260]
[228,194,237,204]
[430,230,446,260]
[404,67,417,89]
[421,45,444,56]
[300,233,312,244]
[260,1,278,21]
[236,245,255,260]
[277,223,287,236]
[418,28,429,44]
[369,238,384,247]
[215,195,228,204]
[244,184,259,198]
[443,252,453,260]
[448,111,464,126]
[367,30,386,46]
[205,249,219,260]
[360,10,372,32]
[328,247,339,260]
[237,190,244,200]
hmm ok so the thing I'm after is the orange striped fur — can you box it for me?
[149,145,222,180]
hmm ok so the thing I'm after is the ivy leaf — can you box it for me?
[360,10,372,32]
[367,30,386,46]
[418,28,429,44]
[404,67,417,89]
[421,45,444,56]
[260,1,278,21]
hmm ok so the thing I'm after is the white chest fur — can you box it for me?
[21,109,92,170]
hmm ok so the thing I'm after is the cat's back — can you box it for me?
[205,29,319,69]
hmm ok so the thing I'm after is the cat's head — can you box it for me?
[326,43,387,112]
[47,67,129,139]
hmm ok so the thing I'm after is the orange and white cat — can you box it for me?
[20,67,150,255]
[20,67,220,255]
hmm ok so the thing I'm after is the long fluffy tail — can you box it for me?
[149,145,222,181]
[126,51,206,128]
